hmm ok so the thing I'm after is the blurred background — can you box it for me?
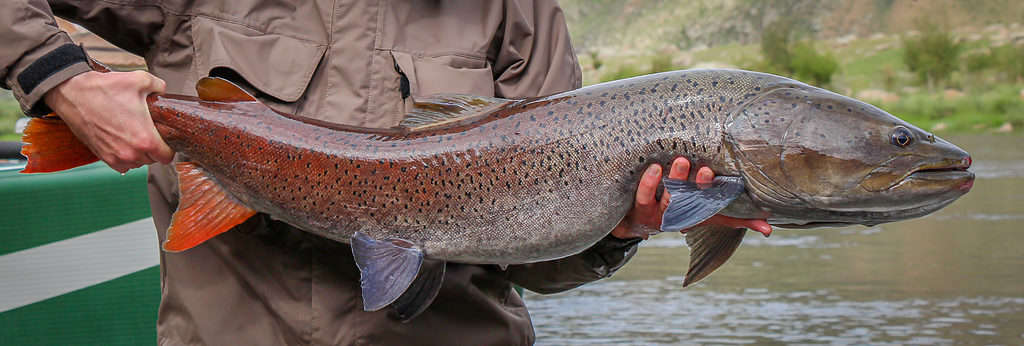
[563,0,1024,133]
[1,0,1022,345]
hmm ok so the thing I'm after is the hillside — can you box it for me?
[560,0,1024,54]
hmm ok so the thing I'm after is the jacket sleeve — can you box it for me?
[1,0,92,115]
[491,0,583,99]
[506,235,641,294]
[493,0,640,294]
[1,0,167,116]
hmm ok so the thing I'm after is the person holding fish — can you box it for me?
[3,0,767,344]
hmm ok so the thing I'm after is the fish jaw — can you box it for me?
[723,84,975,228]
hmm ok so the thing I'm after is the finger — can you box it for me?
[659,157,691,210]
[153,144,175,164]
[148,134,175,164]
[109,162,140,174]
[133,70,160,92]
[696,166,714,185]
[746,219,773,237]
[151,76,167,93]
[668,157,690,180]
[703,215,773,237]
[635,164,662,207]
[133,70,165,94]
[145,149,173,166]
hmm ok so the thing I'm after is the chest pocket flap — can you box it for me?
[192,17,327,102]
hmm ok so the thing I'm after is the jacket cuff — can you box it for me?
[587,235,642,278]
[12,44,92,116]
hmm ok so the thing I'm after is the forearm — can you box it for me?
[505,235,641,294]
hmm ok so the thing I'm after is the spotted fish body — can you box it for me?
[150,70,750,262]
[148,69,971,264]
[22,69,972,319]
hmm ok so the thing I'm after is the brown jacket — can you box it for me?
[2,1,640,345]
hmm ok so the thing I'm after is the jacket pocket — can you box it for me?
[389,50,495,98]
[191,17,327,103]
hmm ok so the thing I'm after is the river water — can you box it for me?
[525,134,1024,345]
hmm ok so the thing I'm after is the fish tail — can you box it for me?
[20,117,99,173]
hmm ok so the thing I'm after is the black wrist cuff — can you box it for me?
[18,44,89,115]
[18,44,88,95]
[593,234,643,252]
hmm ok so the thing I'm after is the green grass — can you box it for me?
[837,45,906,91]
[877,85,1024,133]
[1,92,24,141]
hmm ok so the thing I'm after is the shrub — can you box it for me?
[789,42,839,86]
[760,20,794,71]
[755,20,838,88]
[966,44,1024,82]
[588,50,603,71]
[901,20,963,89]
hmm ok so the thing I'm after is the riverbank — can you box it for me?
[576,27,1023,133]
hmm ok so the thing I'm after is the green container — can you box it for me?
[0,163,159,345]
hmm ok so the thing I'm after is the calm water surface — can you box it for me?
[525,134,1024,345]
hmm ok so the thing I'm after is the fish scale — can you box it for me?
[149,70,770,263]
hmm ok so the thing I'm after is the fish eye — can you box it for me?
[890,127,913,147]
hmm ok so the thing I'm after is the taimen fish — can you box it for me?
[20,69,974,321]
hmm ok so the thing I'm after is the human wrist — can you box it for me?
[43,71,101,117]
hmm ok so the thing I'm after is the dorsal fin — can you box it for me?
[399,94,512,131]
[196,77,258,102]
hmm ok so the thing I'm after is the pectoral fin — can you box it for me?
[660,176,745,232]
[163,162,257,252]
[351,232,445,321]
[683,225,746,287]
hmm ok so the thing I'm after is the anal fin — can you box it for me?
[163,162,257,252]
[353,232,445,318]
[683,225,747,287]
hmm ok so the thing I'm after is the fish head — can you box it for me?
[725,86,974,227]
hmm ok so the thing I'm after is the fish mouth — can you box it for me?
[903,156,974,192]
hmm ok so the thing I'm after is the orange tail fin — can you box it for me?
[20,117,99,173]
[162,162,257,252]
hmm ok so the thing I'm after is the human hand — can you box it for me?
[609,157,771,240]
[44,70,174,173]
